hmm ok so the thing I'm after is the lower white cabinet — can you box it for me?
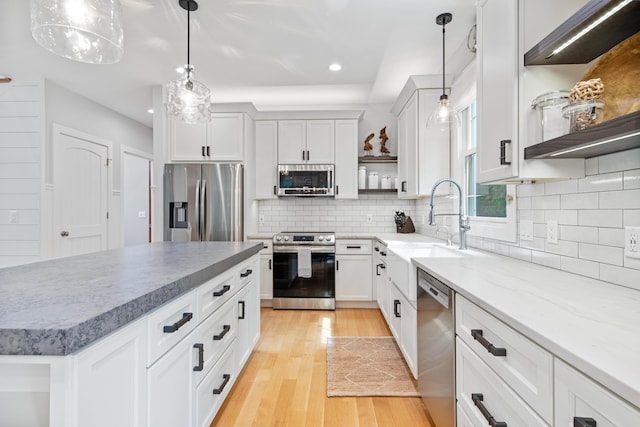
[236,272,260,369]
[195,342,236,427]
[248,239,273,300]
[335,239,373,301]
[388,282,417,378]
[75,317,148,427]
[374,241,389,321]
[554,359,640,427]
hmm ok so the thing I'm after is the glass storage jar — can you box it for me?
[531,91,570,141]
[562,100,605,132]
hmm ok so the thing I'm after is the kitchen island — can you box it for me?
[0,241,262,427]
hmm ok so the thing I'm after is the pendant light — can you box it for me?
[427,12,458,131]
[165,0,211,124]
[30,0,124,64]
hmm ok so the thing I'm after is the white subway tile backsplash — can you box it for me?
[531,250,561,269]
[545,209,578,225]
[598,228,625,248]
[532,195,561,210]
[509,246,532,262]
[520,237,545,251]
[559,225,598,243]
[561,257,600,279]
[585,158,598,176]
[544,240,578,257]
[545,179,578,195]
[624,210,640,227]
[600,264,640,291]
[578,210,623,228]
[598,148,640,174]
[624,256,640,271]
[578,172,623,193]
[599,189,640,209]
[579,242,623,266]
[623,169,640,189]
[560,193,598,209]
[518,197,532,210]
[517,184,545,197]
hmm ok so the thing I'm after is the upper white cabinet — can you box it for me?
[255,121,278,199]
[334,119,358,199]
[277,120,334,164]
[393,77,450,199]
[476,0,586,184]
[169,112,249,162]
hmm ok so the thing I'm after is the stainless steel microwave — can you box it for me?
[277,164,334,196]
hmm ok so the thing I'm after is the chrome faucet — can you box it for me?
[428,178,470,250]
[435,226,452,246]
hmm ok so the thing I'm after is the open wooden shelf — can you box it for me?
[524,110,640,159]
[358,188,397,194]
[358,155,397,163]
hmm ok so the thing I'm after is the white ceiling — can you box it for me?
[0,0,477,127]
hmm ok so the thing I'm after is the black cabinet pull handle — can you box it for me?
[202,146,206,157]
[163,312,193,333]
[499,140,512,165]
[263,244,269,249]
[206,146,211,157]
[213,374,231,395]
[269,259,272,270]
[471,329,507,357]
[336,260,339,270]
[238,301,246,319]
[380,251,387,256]
[240,269,253,278]
[213,284,231,297]
[336,185,339,195]
[306,150,310,161]
[401,181,407,192]
[376,264,381,276]
[213,324,231,340]
[374,247,380,252]
[346,245,361,249]
[393,299,401,317]
[302,150,305,161]
[273,185,277,195]
[574,417,597,427]
[472,393,507,427]
[193,343,204,371]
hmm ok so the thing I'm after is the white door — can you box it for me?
[277,120,306,164]
[53,125,110,258]
[305,120,334,164]
[123,150,151,246]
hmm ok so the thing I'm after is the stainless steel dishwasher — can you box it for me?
[417,267,455,427]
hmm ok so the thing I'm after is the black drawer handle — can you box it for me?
[393,299,401,318]
[374,247,380,252]
[401,181,407,192]
[269,259,272,270]
[376,263,381,276]
[163,312,193,333]
[471,329,507,357]
[263,244,269,249]
[499,140,512,165]
[213,284,231,297]
[201,146,206,157]
[213,374,231,395]
[380,251,387,256]
[240,269,253,278]
[346,245,362,249]
[213,324,231,341]
[574,417,596,427]
[472,393,507,427]
[193,343,204,371]
[238,300,246,319]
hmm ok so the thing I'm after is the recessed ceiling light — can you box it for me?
[329,63,342,72]
[147,108,154,114]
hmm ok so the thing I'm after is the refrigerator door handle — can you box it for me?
[201,180,207,241]
[195,179,201,240]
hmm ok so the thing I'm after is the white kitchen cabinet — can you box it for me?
[147,333,196,427]
[456,338,548,427]
[395,87,450,198]
[335,239,373,301]
[554,359,640,427]
[476,0,585,184]
[277,120,334,164]
[235,271,260,369]
[373,240,388,320]
[75,317,147,427]
[168,113,246,162]
[334,119,358,199]
[255,121,278,199]
[387,282,417,377]
[195,342,236,427]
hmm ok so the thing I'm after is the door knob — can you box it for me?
[60,230,69,237]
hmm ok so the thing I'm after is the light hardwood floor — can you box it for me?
[210,308,430,427]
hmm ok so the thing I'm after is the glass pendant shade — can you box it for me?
[427,95,458,132]
[30,0,124,64]
[165,66,211,124]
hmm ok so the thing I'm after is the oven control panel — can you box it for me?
[273,232,335,245]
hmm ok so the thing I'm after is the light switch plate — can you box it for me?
[625,226,640,259]
[520,220,533,241]
[137,211,146,218]
[547,220,558,244]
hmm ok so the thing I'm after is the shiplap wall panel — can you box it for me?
[0,79,43,267]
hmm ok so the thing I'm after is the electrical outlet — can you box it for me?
[259,214,265,224]
[366,214,373,224]
[9,210,18,224]
[625,226,640,259]
[137,210,146,218]
[547,220,558,244]
[520,220,533,241]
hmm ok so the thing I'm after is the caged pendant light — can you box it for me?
[427,12,458,131]
[165,0,211,124]
[30,0,124,64]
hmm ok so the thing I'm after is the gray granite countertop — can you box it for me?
[0,242,261,356]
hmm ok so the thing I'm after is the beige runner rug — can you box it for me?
[326,336,420,397]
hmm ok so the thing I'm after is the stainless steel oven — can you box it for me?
[272,232,335,310]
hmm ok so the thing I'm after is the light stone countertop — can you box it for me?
[0,242,262,356]
[411,247,640,408]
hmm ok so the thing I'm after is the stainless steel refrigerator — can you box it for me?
[164,163,243,242]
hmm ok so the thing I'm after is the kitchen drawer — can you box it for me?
[147,290,198,366]
[193,296,237,387]
[456,338,548,427]
[237,256,259,288]
[248,238,272,255]
[196,270,237,322]
[555,359,640,427]
[456,294,553,424]
[457,402,475,427]
[195,340,236,427]
[336,239,372,255]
